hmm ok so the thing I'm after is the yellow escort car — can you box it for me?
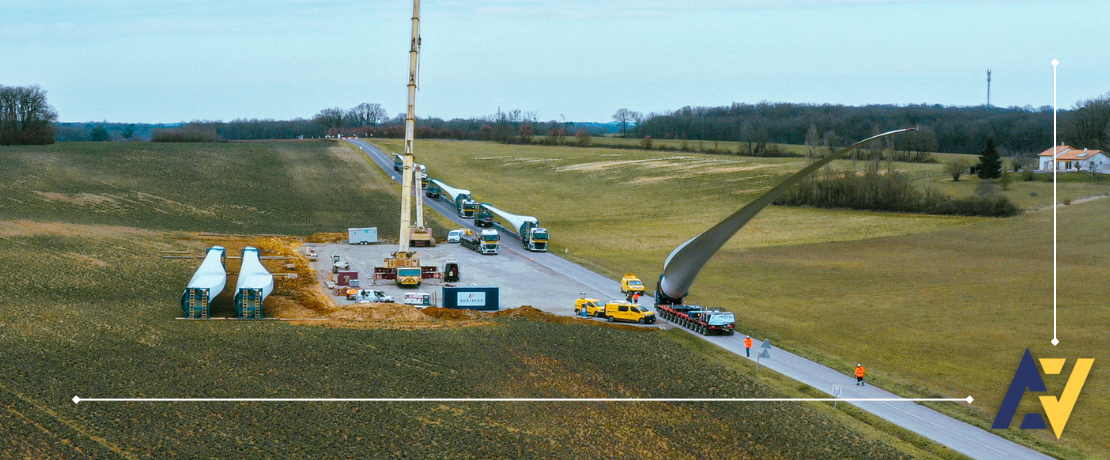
[603,301,656,324]
[574,297,606,318]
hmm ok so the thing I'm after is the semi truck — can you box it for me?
[393,153,403,172]
[431,179,478,218]
[655,303,735,335]
[425,181,441,198]
[474,203,495,227]
[483,204,548,252]
[461,229,499,255]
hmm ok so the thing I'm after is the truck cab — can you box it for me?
[459,199,478,218]
[478,229,499,254]
[574,297,605,317]
[603,301,656,324]
[620,274,645,295]
[527,227,548,251]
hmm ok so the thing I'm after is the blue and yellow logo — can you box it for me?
[992,348,1094,439]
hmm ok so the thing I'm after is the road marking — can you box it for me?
[73,396,972,404]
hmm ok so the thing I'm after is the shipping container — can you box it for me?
[335,270,358,287]
[348,227,378,244]
[442,286,499,310]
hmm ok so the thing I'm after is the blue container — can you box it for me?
[442,286,499,311]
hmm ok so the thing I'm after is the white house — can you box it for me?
[1038,145,1109,173]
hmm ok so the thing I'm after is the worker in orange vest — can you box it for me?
[855,364,866,386]
[744,336,753,357]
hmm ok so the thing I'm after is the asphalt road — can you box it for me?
[343,139,1050,460]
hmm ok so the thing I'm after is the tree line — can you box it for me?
[0,85,57,145]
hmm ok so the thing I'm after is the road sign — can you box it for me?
[761,339,772,349]
[755,349,770,372]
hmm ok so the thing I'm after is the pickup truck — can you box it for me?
[350,289,394,303]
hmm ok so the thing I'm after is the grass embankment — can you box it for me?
[378,139,1110,458]
[0,141,924,457]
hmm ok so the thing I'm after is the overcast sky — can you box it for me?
[1,0,1106,123]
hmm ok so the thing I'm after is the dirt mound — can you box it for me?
[421,307,479,321]
[328,304,427,322]
[492,306,650,331]
[304,232,347,243]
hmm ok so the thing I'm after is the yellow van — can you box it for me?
[574,298,605,317]
[620,274,645,295]
[603,301,656,324]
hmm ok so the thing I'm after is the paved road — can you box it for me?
[344,139,1050,460]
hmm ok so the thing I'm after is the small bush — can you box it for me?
[774,163,1020,217]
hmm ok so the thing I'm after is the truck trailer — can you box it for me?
[483,204,548,252]
[461,229,499,255]
[655,303,735,336]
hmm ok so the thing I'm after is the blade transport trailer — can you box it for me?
[483,204,548,252]
[179,246,227,319]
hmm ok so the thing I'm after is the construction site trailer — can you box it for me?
[336,271,358,287]
[442,286,499,311]
[349,227,378,244]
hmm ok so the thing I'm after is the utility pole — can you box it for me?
[986,69,992,112]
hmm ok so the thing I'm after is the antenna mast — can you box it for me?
[986,69,991,112]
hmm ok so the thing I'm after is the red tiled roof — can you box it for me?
[1038,145,1105,161]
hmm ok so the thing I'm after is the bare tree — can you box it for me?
[347,103,387,127]
[945,158,973,181]
[612,108,635,137]
[313,107,346,130]
[0,84,57,145]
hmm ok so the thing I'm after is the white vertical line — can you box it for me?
[1052,59,1058,346]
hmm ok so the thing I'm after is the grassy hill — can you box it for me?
[0,141,937,458]
[375,139,1110,459]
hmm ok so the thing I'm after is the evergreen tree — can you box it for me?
[977,137,1002,179]
[90,125,110,142]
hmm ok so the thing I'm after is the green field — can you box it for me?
[0,141,945,458]
[0,140,415,236]
[376,139,1110,459]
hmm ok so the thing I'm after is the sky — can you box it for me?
[1,0,1106,123]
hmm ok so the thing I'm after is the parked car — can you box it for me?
[447,229,464,243]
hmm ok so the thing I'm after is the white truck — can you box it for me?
[349,289,394,303]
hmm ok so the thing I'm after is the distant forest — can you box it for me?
[53,93,1110,156]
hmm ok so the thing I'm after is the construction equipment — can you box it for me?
[649,129,914,334]
[655,305,734,335]
[331,254,349,273]
[474,203,495,227]
[430,179,478,218]
[234,247,274,319]
[179,246,227,319]
[482,204,548,252]
[461,229,499,255]
[443,259,460,282]
[375,1,438,285]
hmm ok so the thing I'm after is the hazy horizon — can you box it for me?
[2,0,1106,124]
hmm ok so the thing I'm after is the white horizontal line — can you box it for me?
[74,396,972,403]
